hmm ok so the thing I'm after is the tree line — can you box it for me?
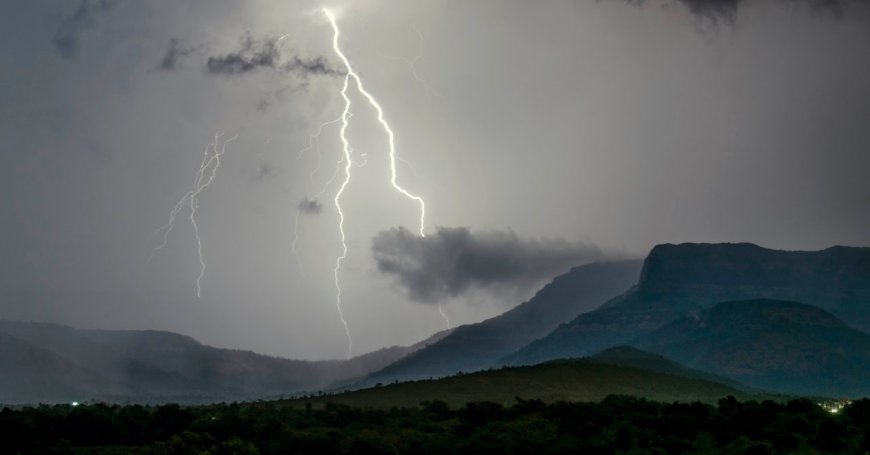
[1,395,868,454]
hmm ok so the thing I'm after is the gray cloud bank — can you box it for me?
[372,227,604,304]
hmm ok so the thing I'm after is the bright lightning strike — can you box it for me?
[148,133,238,297]
[322,9,431,357]
[323,8,427,237]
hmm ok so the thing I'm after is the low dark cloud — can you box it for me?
[298,197,323,215]
[52,0,116,59]
[284,56,344,77]
[158,39,196,71]
[204,34,344,78]
[206,34,279,76]
[372,227,603,304]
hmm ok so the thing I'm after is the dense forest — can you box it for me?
[1,396,868,454]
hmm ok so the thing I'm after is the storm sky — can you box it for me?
[2,0,869,360]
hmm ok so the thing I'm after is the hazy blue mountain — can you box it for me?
[0,320,448,404]
[635,299,870,397]
[358,260,643,385]
[505,243,870,366]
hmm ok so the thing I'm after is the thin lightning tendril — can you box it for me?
[333,72,354,358]
[148,132,237,298]
[409,24,443,100]
[298,115,344,184]
[290,115,347,276]
[148,134,221,264]
[191,134,238,297]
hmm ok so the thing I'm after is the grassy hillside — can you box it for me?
[588,346,750,391]
[289,359,759,409]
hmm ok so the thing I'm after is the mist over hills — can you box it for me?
[0,320,448,404]
[505,243,870,366]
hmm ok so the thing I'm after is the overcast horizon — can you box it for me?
[2,0,869,360]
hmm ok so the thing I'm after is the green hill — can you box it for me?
[289,357,757,409]
[587,345,750,391]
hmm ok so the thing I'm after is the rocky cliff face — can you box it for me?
[633,243,870,319]
[504,243,870,366]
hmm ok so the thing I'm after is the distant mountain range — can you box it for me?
[359,260,643,385]
[0,320,448,404]
[3,242,869,403]
[505,243,870,367]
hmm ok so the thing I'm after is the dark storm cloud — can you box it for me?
[206,34,279,75]
[297,197,323,215]
[372,227,604,304]
[52,0,116,59]
[158,39,196,71]
[283,56,344,77]
[204,34,343,78]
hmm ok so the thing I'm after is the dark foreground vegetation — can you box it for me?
[2,396,870,454]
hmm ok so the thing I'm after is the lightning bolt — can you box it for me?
[148,133,238,297]
[324,8,427,238]
[333,72,354,358]
[322,9,433,356]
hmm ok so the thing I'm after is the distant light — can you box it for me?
[71,401,80,407]
[830,407,839,414]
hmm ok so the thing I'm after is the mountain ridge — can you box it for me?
[504,243,870,366]
[358,260,643,385]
